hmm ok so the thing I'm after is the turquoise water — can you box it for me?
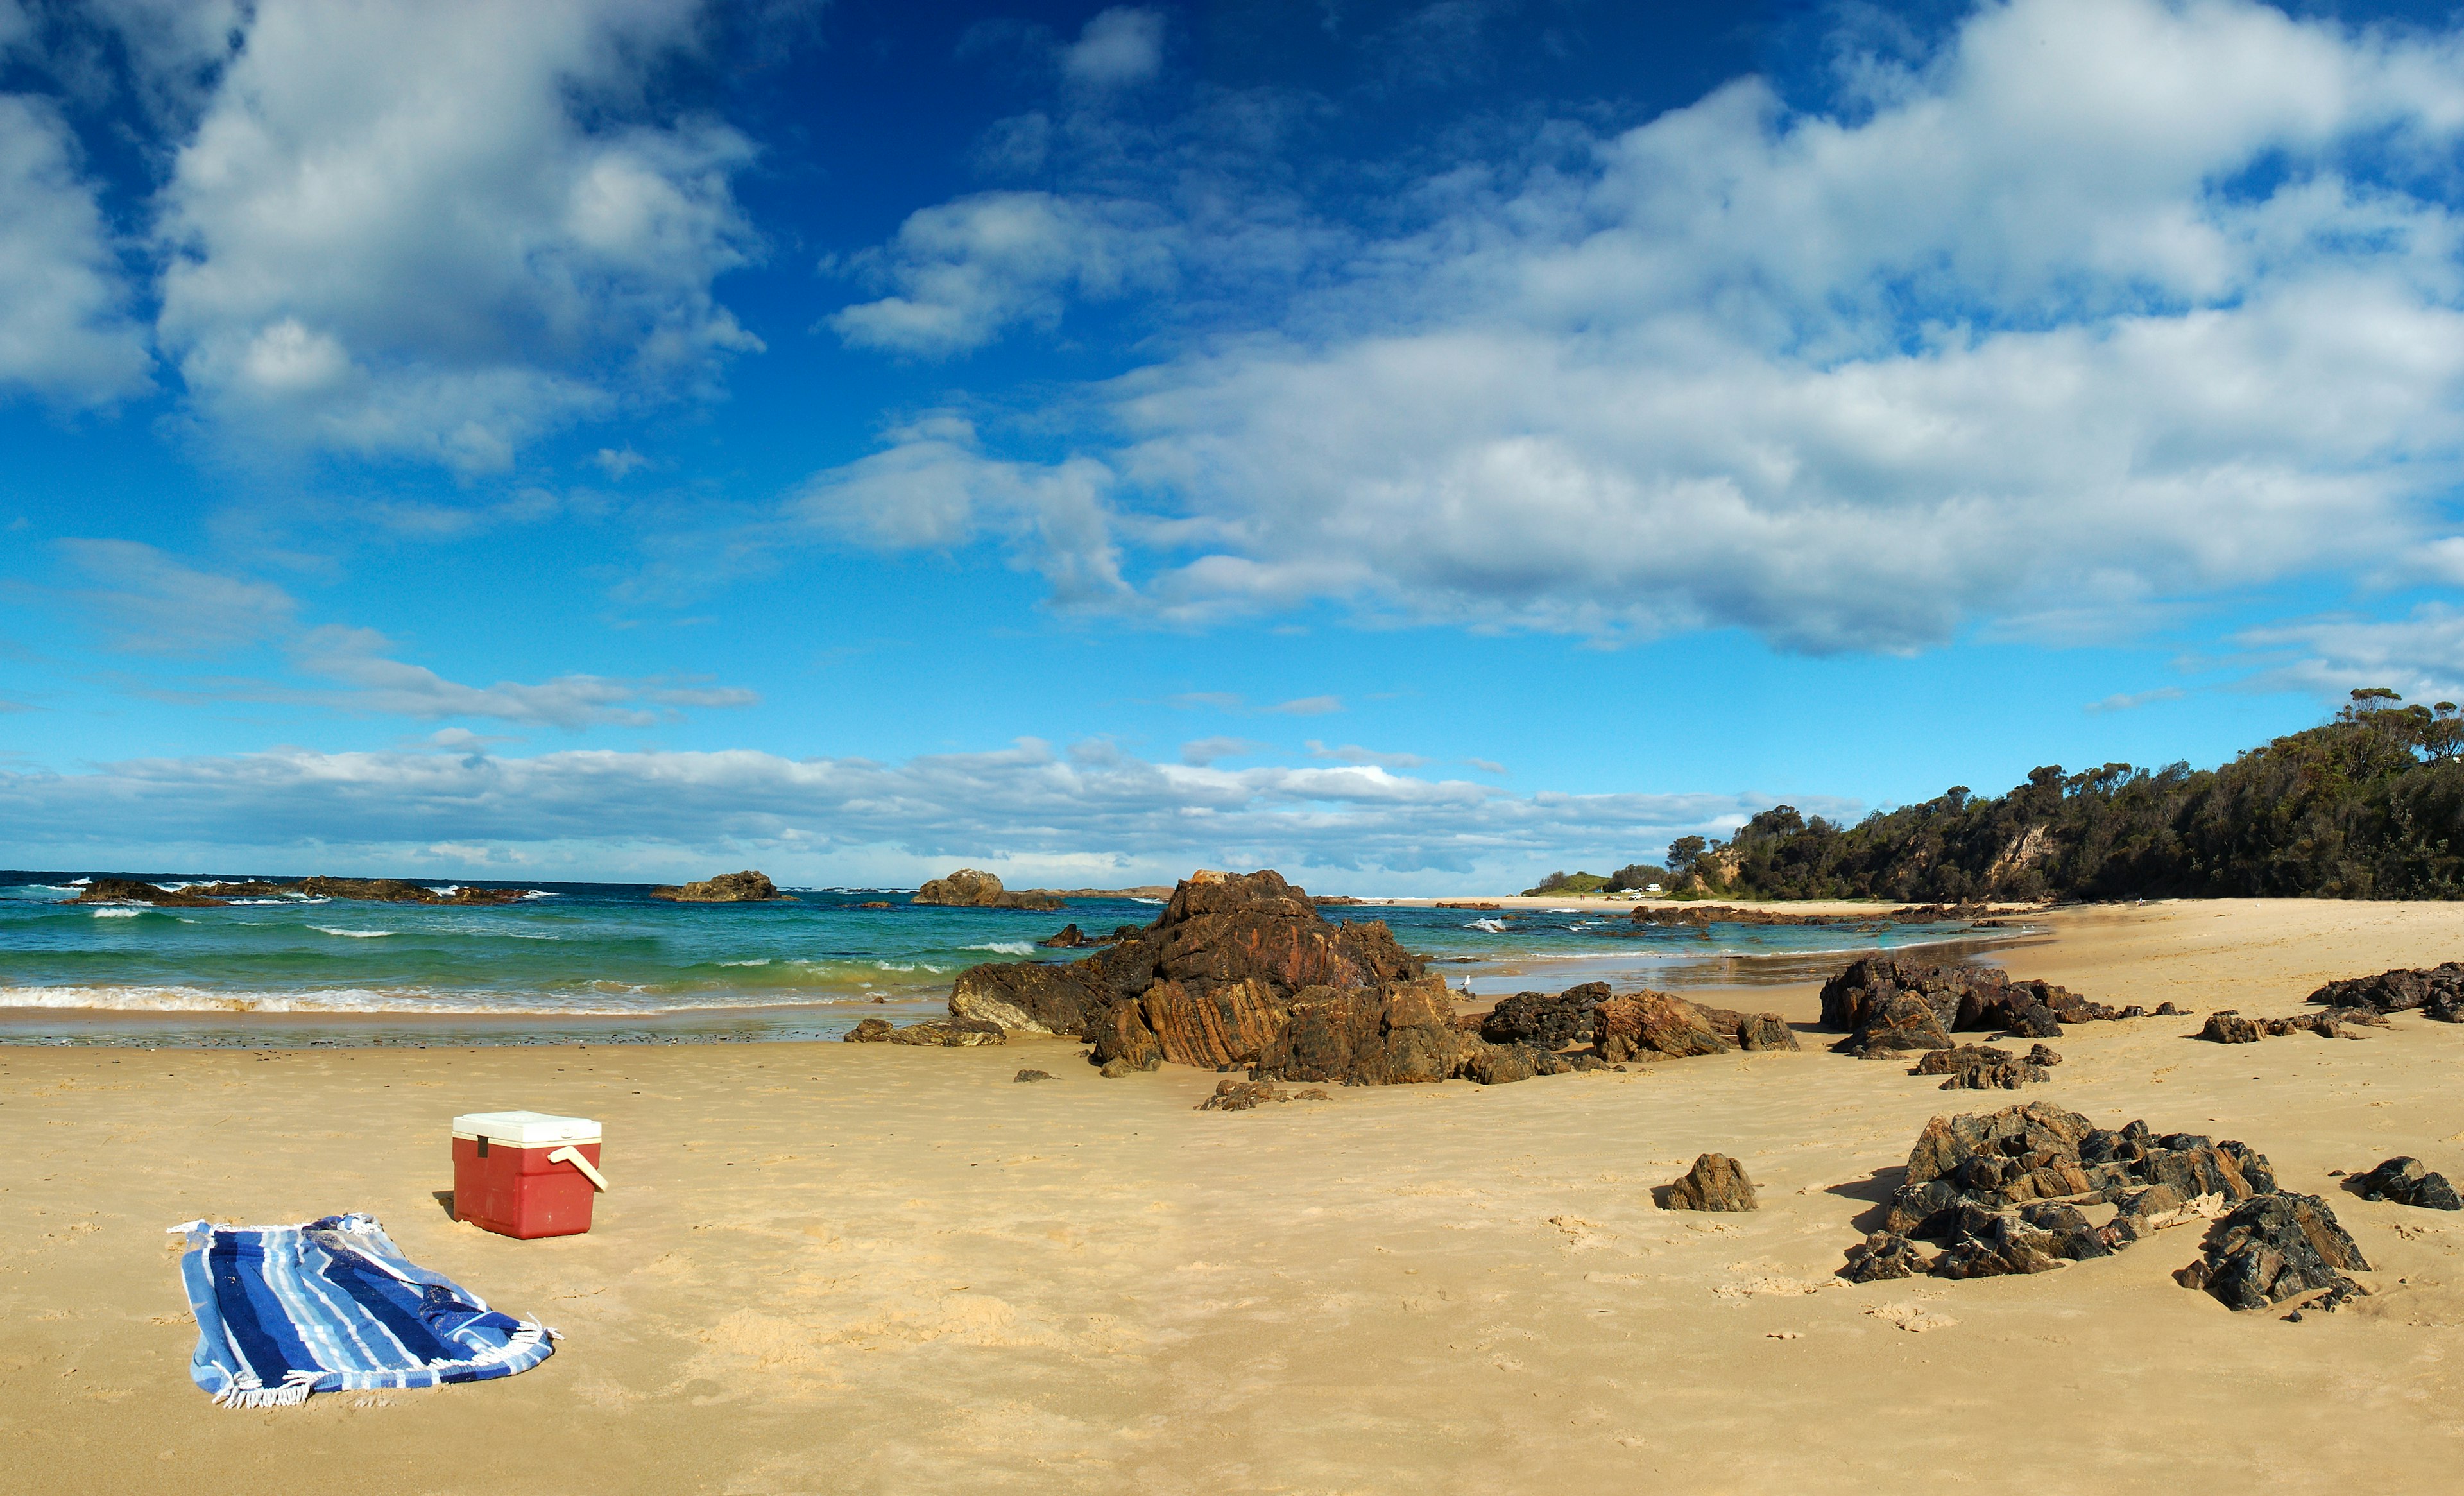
[0,872,2026,1045]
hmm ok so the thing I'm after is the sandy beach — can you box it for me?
[9,897,2464,1494]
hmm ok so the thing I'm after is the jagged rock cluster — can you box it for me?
[941,869,1797,1085]
[1819,957,2164,1056]
[1914,1043,2062,1090]
[1663,1153,1758,1212]
[650,870,792,902]
[2177,1195,2370,1313]
[2306,963,2464,1022]
[911,869,1063,911]
[1836,1101,2372,1312]
[2198,1008,2385,1043]
[2349,1156,2463,1210]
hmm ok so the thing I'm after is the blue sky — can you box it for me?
[6,0,2464,891]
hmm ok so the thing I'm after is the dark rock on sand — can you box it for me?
[1838,1232,1929,1282]
[2178,1192,2370,1311]
[845,1019,893,1042]
[1014,1069,1055,1083]
[1915,1044,2052,1090]
[2351,1156,2464,1210]
[2307,962,2464,1022]
[1479,983,1609,1047]
[1820,958,2132,1056]
[2202,1007,2384,1043]
[649,870,792,903]
[1595,990,1733,1062]
[845,1017,1007,1047]
[1689,1002,1801,1051]
[1663,1153,1758,1212]
[911,868,1065,911]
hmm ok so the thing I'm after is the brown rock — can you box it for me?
[1736,1012,1799,1051]
[844,1017,894,1042]
[1663,1153,1758,1212]
[71,878,227,907]
[649,870,791,903]
[911,868,1063,911]
[1140,977,1285,1068]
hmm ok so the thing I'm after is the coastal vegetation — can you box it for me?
[1655,691,2464,902]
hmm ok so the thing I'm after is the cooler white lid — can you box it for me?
[451,1110,600,1146]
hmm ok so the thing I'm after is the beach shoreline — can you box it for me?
[10,897,2464,1493]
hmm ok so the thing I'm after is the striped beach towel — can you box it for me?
[171,1213,556,1408]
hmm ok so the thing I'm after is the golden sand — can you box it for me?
[7,898,2464,1493]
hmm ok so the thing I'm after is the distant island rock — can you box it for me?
[649,870,794,903]
[69,876,530,906]
[910,869,1063,911]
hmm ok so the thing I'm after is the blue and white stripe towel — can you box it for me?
[172,1213,556,1408]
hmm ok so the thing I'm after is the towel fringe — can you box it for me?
[212,1370,320,1409]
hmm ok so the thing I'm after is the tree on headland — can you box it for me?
[1637,692,2464,902]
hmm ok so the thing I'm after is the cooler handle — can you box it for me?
[546,1146,610,1192]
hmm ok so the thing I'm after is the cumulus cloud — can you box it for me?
[0,737,1814,881]
[1060,7,1163,89]
[792,414,1129,603]
[1179,735,1262,766]
[828,190,1177,356]
[0,94,153,404]
[150,0,761,469]
[816,0,2464,656]
[2237,606,2464,704]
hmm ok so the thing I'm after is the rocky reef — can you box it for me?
[70,876,530,906]
[649,870,793,903]
[2198,1007,2385,1043]
[911,868,1063,911]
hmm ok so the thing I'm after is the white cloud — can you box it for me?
[817,0,2464,656]
[828,190,1177,357]
[792,414,1129,604]
[2237,606,2464,705]
[1306,739,1432,769]
[0,737,1820,884]
[1264,695,1342,716]
[151,0,761,470]
[0,94,153,404]
[1179,735,1262,766]
[2084,686,2186,715]
[58,540,757,727]
[1061,8,1163,89]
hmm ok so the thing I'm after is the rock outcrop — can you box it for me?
[843,1017,1005,1046]
[1820,958,2141,1056]
[70,878,227,907]
[1913,1044,2055,1090]
[650,870,792,903]
[1846,1101,2370,1311]
[1663,1153,1758,1212]
[71,875,533,906]
[2200,1007,2384,1043]
[2350,1156,2463,1210]
[1195,1078,1330,1111]
[911,869,1063,911]
[2178,1194,2370,1311]
[2307,963,2464,1022]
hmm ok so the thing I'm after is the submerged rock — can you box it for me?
[1663,1153,1758,1212]
[69,878,227,907]
[648,870,791,903]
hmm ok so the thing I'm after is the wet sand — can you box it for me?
[6,898,2464,1494]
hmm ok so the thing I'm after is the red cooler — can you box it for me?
[450,1110,607,1239]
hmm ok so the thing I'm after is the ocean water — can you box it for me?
[0,872,2029,1046]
